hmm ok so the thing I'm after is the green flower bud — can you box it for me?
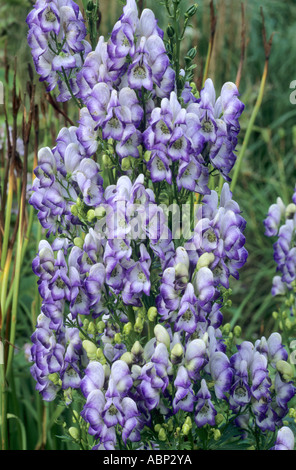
[170,343,184,364]
[64,388,72,405]
[134,316,144,333]
[276,360,294,382]
[131,341,144,358]
[72,410,80,423]
[86,1,94,12]
[102,154,113,168]
[144,150,151,162]
[87,209,96,222]
[48,373,60,385]
[147,307,158,322]
[167,419,174,433]
[76,197,82,207]
[158,428,167,441]
[120,352,134,365]
[185,3,198,17]
[233,325,241,338]
[74,237,84,249]
[82,340,97,361]
[215,413,224,426]
[69,427,80,441]
[286,204,296,219]
[154,324,170,348]
[94,206,106,219]
[87,322,96,336]
[213,429,221,441]
[182,423,191,436]
[121,157,132,171]
[123,322,132,335]
[222,323,231,335]
[96,348,106,364]
[114,333,122,344]
[196,252,215,271]
[97,320,105,334]
[175,262,189,283]
[70,204,78,216]
[187,47,197,60]
[166,25,175,38]
[154,424,162,433]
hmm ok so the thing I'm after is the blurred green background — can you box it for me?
[0,0,296,450]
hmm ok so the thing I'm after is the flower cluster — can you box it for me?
[264,187,296,296]
[29,125,104,236]
[26,0,91,101]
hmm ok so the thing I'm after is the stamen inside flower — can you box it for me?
[159,121,170,135]
[108,117,120,129]
[108,404,118,416]
[133,65,147,79]
[156,158,165,171]
[172,138,183,150]
[45,8,57,22]
[183,309,193,322]
[56,277,65,289]
[202,119,214,133]
[137,271,146,282]
[205,229,217,243]
[199,403,210,416]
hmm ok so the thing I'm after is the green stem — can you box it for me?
[230,60,269,192]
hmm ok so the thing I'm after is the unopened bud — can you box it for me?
[233,325,241,338]
[215,413,224,426]
[69,427,80,441]
[74,237,84,249]
[147,307,158,322]
[166,25,175,38]
[144,150,151,162]
[154,324,170,348]
[87,322,96,336]
[276,360,294,382]
[134,316,143,333]
[123,322,133,335]
[114,333,122,344]
[158,428,167,441]
[70,204,78,216]
[285,203,296,219]
[97,321,105,334]
[121,157,132,171]
[213,429,221,441]
[185,3,198,17]
[48,373,60,385]
[87,209,96,222]
[120,352,133,365]
[182,424,191,435]
[94,206,106,219]
[102,154,113,168]
[82,340,97,361]
[131,341,144,357]
[96,348,106,364]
